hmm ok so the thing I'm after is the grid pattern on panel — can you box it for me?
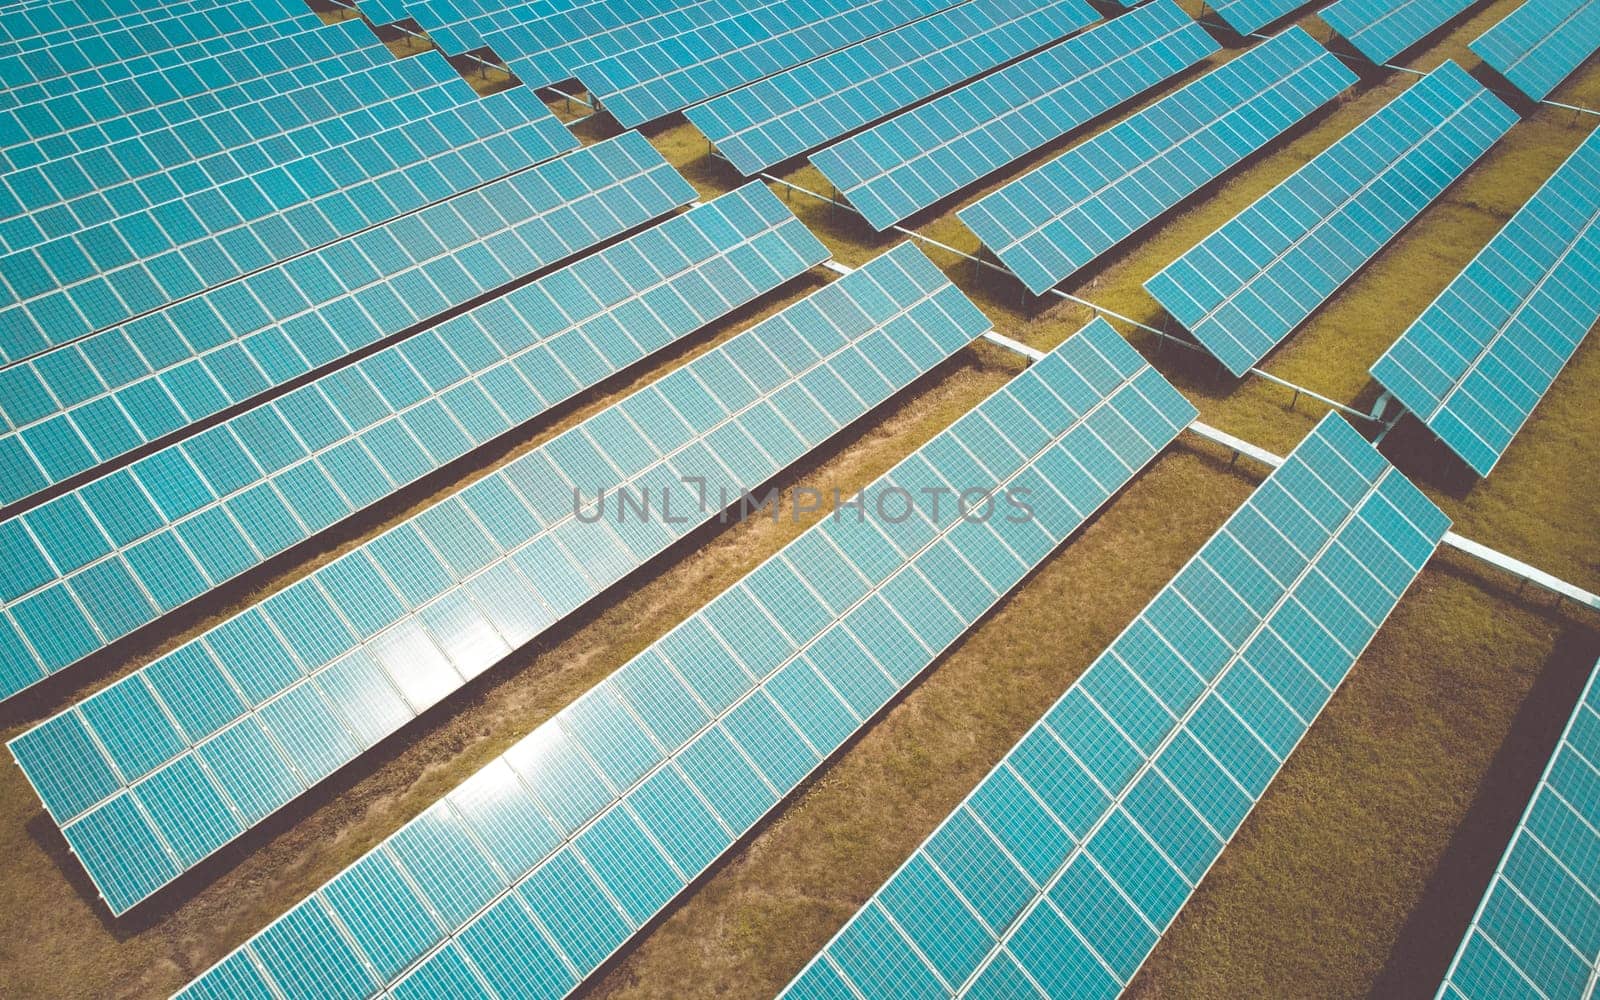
[1208,0,1307,35]
[1144,61,1517,378]
[785,414,1451,1000]
[175,316,1196,1000]
[393,0,634,60]
[683,0,1097,177]
[1469,0,1600,100]
[0,0,217,51]
[0,0,316,102]
[1370,129,1600,476]
[0,75,579,367]
[0,132,692,504]
[1318,0,1476,65]
[0,182,820,710]
[959,27,1353,295]
[575,0,965,129]
[1435,660,1600,1000]
[0,19,391,174]
[5,234,1004,919]
[808,0,1219,232]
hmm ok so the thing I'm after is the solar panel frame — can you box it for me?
[1469,0,1600,101]
[1143,61,1517,377]
[172,315,1197,999]
[959,26,1356,294]
[1318,0,1477,65]
[1370,127,1600,476]
[784,413,1451,999]
[809,0,1220,232]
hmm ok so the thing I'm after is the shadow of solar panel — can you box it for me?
[1144,61,1516,378]
[809,0,1219,232]
[1371,129,1600,476]
[685,0,1098,177]
[960,27,1354,295]
[5,238,1006,916]
[0,181,823,711]
[172,315,1198,1000]
[1436,658,1600,1000]
[1318,0,1476,65]
[576,0,966,129]
[0,70,580,367]
[0,132,694,505]
[787,413,1450,999]
[1469,0,1600,100]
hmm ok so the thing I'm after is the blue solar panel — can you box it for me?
[810,0,1219,232]
[1371,128,1600,476]
[960,27,1354,295]
[172,315,1196,999]
[0,182,826,711]
[1145,61,1517,377]
[1470,0,1600,101]
[1209,0,1308,35]
[684,0,1097,177]
[785,413,1450,999]
[0,77,579,368]
[1319,0,1476,64]
[0,132,693,505]
[576,0,964,128]
[1436,658,1600,1000]
[6,238,1001,916]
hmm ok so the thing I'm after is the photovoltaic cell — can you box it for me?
[684,0,1098,177]
[0,181,819,710]
[1208,0,1308,34]
[173,316,1196,1000]
[1319,0,1476,65]
[784,413,1450,999]
[1469,0,1600,101]
[0,132,693,504]
[576,0,966,128]
[960,27,1354,295]
[7,239,993,916]
[1435,658,1600,1000]
[1144,61,1516,377]
[809,0,1219,232]
[1371,128,1600,476]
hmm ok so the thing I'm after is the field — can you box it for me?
[0,2,1596,998]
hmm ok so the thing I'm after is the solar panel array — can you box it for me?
[1435,657,1600,1000]
[577,0,963,128]
[1206,0,1308,35]
[1469,0,1600,101]
[1371,128,1600,476]
[0,181,824,708]
[1144,61,1516,378]
[0,68,578,365]
[175,316,1198,1000]
[1318,0,1476,65]
[959,27,1354,295]
[810,0,1219,232]
[683,0,1097,177]
[0,132,691,505]
[13,230,1007,922]
[784,413,1451,1000]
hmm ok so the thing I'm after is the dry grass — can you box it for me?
[1,3,1597,999]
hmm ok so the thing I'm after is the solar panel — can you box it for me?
[576,0,965,129]
[809,0,1219,232]
[1371,128,1600,476]
[959,27,1354,295]
[784,413,1451,1000]
[0,77,579,368]
[1208,0,1308,35]
[1470,0,1600,100]
[0,18,391,175]
[1319,0,1476,65]
[1435,657,1600,1000]
[0,182,825,709]
[684,0,1098,177]
[172,316,1196,999]
[1144,61,1516,378]
[11,238,980,917]
[0,132,693,505]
